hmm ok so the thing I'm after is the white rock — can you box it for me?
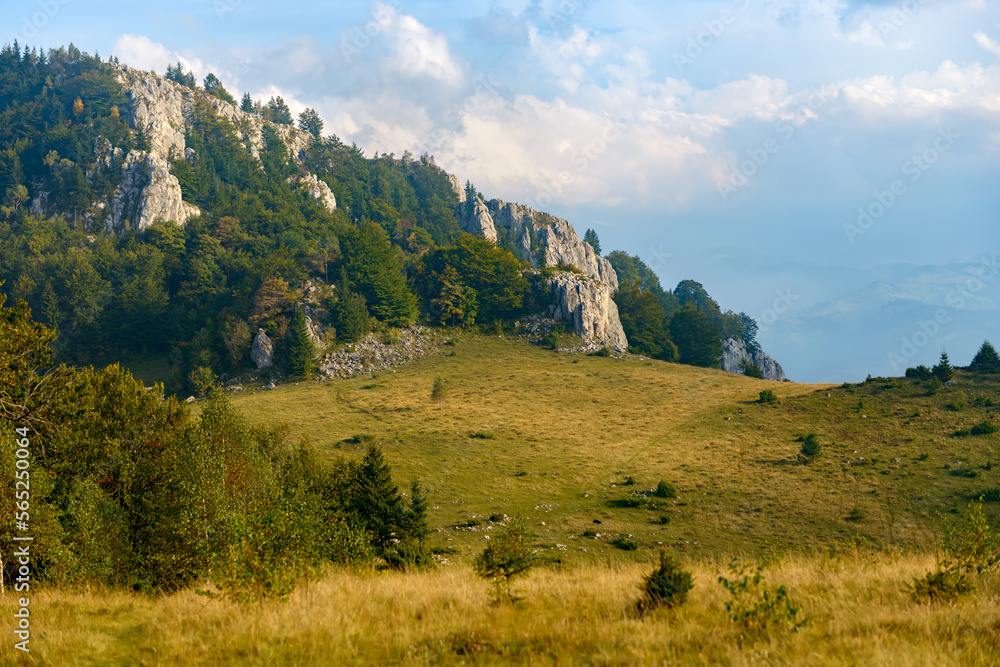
[251,329,274,369]
[721,338,786,382]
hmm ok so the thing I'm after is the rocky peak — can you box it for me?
[453,191,627,350]
[721,338,786,382]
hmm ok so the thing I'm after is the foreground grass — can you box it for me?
[228,333,1000,561]
[4,554,998,665]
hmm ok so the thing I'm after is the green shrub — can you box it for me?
[972,395,997,408]
[917,452,930,461]
[654,480,677,498]
[845,507,865,522]
[656,515,671,525]
[740,359,763,379]
[978,488,1000,502]
[636,551,693,615]
[469,431,496,439]
[942,499,1000,575]
[908,569,973,603]
[589,347,612,357]
[541,330,560,350]
[949,465,979,479]
[758,390,779,405]
[431,376,448,401]
[611,536,638,551]
[623,476,637,486]
[719,560,805,636]
[927,378,942,396]
[610,497,646,509]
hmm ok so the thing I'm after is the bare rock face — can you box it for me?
[456,197,627,349]
[547,274,628,351]
[251,329,274,369]
[456,198,498,242]
[447,173,466,203]
[292,174,337,214]
[722,338,786,382]
[102,148,200,232]
[105,65,318,232]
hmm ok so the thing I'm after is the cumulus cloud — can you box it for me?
[974,30,1000,58]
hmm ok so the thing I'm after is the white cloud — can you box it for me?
[381,4,463,84]
[974,31,1000,58]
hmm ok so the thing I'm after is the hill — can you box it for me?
[228,333,1000,560]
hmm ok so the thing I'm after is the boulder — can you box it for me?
[721,337,785,382]
[251,329,274,369]
[292,173,337,214]
[102,148,200,232]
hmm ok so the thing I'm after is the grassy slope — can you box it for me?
[230,333,1000,562]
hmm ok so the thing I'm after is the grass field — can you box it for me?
[227,333,1000,561]
[4,555,998,665]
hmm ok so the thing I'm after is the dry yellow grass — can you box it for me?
[3,554,998,665]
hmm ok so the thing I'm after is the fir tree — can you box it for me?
[286,307,316,379]
[348,445,405,552]
[669,304,723,368]
[933,350,954,382]
[970,340,1000,374]
[297,108,324,138]
[332,269,370,344]
[583,228,602,256]
[240,92,255,114]
[406,480,430,546]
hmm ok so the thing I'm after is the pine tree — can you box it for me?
[933,350,954,382]
[240,92,255,114]
[267,96,293,125]
[297,108,324,138]
[405,480,430,546]
[286,308,316,379]
[970,341,1000,374]
[348,445,405,551]
[333,269,370,344]
[583,228,602,256]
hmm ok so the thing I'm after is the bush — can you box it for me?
[719,560,805,636]
[473,516,535,602]
[798,433,821,462]
[636,551,693,615]
[541,330,560,350]
[927,378,942,396]
[740,359,763,379]
[656,515,671,525]
[942,499,1000,575]
[909,569,973,603]
[846,507,865,522]
[654,480,677,498]
[589,347,612,357]
[431,376,448,402]
[905,365,932,380]
[611,535,638,551]
[978,488,1000,502]
[469,431,496,439]
[758,390,779,405]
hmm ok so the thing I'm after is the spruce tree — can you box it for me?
[333,269,369,344]
[970,341,1000,374]
[286,308,315,379]
[933,350,954,382]
[348,445,404,552]
[406,480,430,546]
[583,228,602,256]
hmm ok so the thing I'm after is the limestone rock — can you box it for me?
[721,338,786,382]
[447,173,466,203]
[291,174,337,214]
[455,197,497,241]
[547,274,628,351]
[456,196,626,348]
[251,329,274,369]
[103,148,200,232]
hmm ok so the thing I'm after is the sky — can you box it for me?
[4,0,999,382]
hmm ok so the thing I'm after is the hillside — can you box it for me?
[229,334,1000,559]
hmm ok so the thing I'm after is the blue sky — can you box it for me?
[4,0,999,381]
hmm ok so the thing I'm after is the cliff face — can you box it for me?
[721,338,786,382]
[72,66,331,233]
[456,195,627,350]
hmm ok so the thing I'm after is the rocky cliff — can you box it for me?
[722,338,786,382]
[69,66,330,233]
[455,195,627,350]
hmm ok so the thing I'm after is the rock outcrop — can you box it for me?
[447,173,466,203]
[291,174,337,214]
[96,65,320,233]
[547,274,628,351]
[721,338,786,382]
[454,194,627,350]
[251,329,274,369]
[97,142,200,232]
